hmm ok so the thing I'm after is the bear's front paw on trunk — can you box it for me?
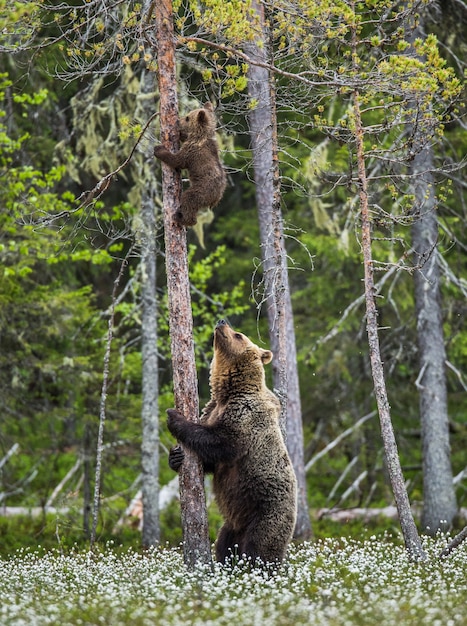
[167,408,188,439]
[168,444,185,472]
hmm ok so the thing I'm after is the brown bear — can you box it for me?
[167,319,297,568]
[154,102,227,227]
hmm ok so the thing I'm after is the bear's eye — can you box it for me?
[185,116,190,122]
[234,333,242,340]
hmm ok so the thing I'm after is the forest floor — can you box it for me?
[1,534,465,625]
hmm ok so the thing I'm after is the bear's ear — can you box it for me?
[261,349,273,365]
[197,109,209,125]
[204,102,214,112]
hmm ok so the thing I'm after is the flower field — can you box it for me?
[1,535,466,625]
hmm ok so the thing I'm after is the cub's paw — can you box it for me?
[168,445,185,472]
[154,145,165,158]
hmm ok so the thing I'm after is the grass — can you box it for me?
[1,534,466,625]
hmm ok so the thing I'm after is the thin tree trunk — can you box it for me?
[284,299,311,539]
[140,190,160,550]
[83,423,91,538]
[353,90,426,561]
[139,59,160,548]
[246,0,311,540]
[153,0,211,568]
[408,20,457,535]
[90,252,130,549]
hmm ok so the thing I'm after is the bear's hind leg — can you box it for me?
[215,524,241,565]
[178,188,202,226]
[238,537,263,568]
[240,520,287,569]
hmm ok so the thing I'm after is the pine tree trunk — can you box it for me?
[246,0,311,540]
[408,20,457,536]
[139,63,160,548]
[153,0,211,568]
[353,91,426,561]
[411,146,457,534]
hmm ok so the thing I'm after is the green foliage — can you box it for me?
[0,73,139,513]
[0,0,466,548]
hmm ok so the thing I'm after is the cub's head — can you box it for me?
[179,102,216,143]
[210,319,273,395]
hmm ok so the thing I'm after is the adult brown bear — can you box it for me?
[167,320,297,567]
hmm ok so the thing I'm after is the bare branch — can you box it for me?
[439,525,467,558]
[0,444,20,471]
[305,411,376,472]
[445,360,467,392]
[45,458,83,511]
[26,111,160,228]
[414,361,428,391]
[76,111,160,207]
[314,264,399,349]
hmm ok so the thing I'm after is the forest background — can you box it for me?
[0,0,466,556]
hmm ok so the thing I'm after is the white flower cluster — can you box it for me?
[0,535,466,625]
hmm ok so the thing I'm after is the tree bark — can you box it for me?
[408,21,457,536]
[153,0,211,568]
[353,90,426,561]
[412,198,457,534]
[246,0,311,540]
[139,60,160,548]
[140,185,160,550]
[83,424,91,538]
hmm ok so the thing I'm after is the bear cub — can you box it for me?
[167,319,297,568]
[154,102,226,227]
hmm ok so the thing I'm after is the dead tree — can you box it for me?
[353,90,426,561]
[139,51,161,548]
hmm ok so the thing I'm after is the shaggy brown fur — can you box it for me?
[167,320,297,568]
[154,102,226,226]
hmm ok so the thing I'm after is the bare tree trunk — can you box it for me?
[153,0,211,568]
[353,91,426,561]
[83,424,91,538]
[411,149,457,534]
[139,59,160,548]
[246,0,311,540]
[408,21,457,536]
[413,214,457,535]
[91,253,130,549]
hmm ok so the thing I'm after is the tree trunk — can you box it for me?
[353,90,426,561]
[246,0,311,540]
[412,192,457,534]
[153,0,211,568]
[90,254,130,549]
[82,423,91,538]
[408,21,457,536]
[139,60,160,548]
